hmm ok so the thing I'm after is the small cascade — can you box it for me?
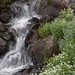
[0,0,40,75]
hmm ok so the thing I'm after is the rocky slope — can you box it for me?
[1,0,75,75]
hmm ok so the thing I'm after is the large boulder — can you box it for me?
[31,36,59,63]
[43,6,60,17]
[34,0,74,16]
[35,0,60,17]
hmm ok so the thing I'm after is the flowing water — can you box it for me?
[0,0,40,75]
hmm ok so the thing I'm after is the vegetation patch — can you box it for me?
[37,7,75,75]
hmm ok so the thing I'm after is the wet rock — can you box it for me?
[31,23,40,29]
[0,25,7,32]
[22,63,42,75]
[0,37,7,54]
[25,32,39,47]
[22,66,34,75]
[24,74,32,75]
[29,23,40,30]
[0,32,4,37]
[30,29,38,34]
[0,21,3,25]
[26,31,34,42]
[42,65,47,70]
[36,63,43,69]
[0,13,9,23]
[0,32,11,41]
[28,33,39,43]
[28,17,39,24]
[8,28,17,41]
[31,69,40,74]
[26,23,40,47]
[25,31,39,47]
[31,36,59,63]
[39,14,53,23]
[13,73,22,75]
[25,31,34,47]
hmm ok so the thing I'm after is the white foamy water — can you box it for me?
[0,0,40,75]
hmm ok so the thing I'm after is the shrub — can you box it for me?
[38,7,75,75]
[40,53,75,75]
[38,22,52,38]
[38,19,66,39]
[50,19,66,39]
[60,6,74,21]
[40,20,75,75]
[59,20,75,67]
[42,53,50,64]
[60,20,75,53]
[38,7,75,39]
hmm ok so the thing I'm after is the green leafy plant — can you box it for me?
[60,6,74,21]
[50,19,66,39]
[38,7,75,40]
[38,22,52,38]
[40,53,75,75]
[42,53,50,64]
[38,7,75,75]
[31,7,75,75]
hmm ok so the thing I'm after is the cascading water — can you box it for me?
[0,0,40,75]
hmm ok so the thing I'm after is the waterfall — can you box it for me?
[0,0,40,75]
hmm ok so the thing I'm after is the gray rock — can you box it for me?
[8,28,17,41]
[34,0,70,15]
[0,21,3,25]
[34,0,48,15]
[0,13,9,23]
[0,25,7,32]
[39,14,53,23]
[0,37,7,54]
[0,32,11,41]
[44,6,60,17]
[31,36,59,63]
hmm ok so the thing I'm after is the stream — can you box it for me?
[0,0,40,75]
